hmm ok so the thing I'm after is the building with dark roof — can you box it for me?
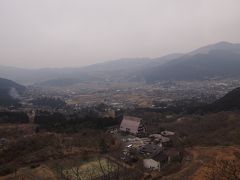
[139,144,163,156]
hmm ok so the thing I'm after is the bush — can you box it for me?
[0,165,15,176]
[0,111,29,123]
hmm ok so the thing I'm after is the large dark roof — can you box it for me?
[139,144,162,155]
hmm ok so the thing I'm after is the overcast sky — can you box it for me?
[0,0,240,68]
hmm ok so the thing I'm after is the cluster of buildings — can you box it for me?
[118,116,182,172]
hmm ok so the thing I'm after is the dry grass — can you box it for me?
[0,124,36,140]
[162,146,240,180]
[0,165,56,180]
[190,146,239,180]
[62,158,119,180]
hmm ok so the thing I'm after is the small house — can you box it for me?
[161,131,175,136]
[143,152,169,171]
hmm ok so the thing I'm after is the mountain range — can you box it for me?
[142,48,240,82]
[0,41,240,86]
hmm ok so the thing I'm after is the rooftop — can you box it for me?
[123,116,141,122]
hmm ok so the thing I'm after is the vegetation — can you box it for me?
[175,113,240,146]
[0,89,19,106]
[0,111,29,123]
[0,78,25,106]
[205,158,240,179]
[35,111,119,133]
[32,97,66,108]
[206,87,240,112]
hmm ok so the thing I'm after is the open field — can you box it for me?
[62,158,119,180]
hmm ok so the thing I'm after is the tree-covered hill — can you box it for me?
[0,78,25,106]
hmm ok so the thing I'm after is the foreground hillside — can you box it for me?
[162,146,240,180]
[1,146,238,180]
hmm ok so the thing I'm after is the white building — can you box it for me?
[143,159,160,171]
[161,131,175,136]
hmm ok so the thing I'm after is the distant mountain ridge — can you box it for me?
[0,41,240,85]
[141,42,240,82]
[189,41,240,55]
[81,53,183,72]
[0,54,183,85]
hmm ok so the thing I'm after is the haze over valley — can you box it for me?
[1,0,240,179]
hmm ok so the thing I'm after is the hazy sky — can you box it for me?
[0,0,240,68]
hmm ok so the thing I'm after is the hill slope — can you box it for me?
[189,87,240,113]
[0,78,25,106]
[141,42,240,82]
[208,87,240,111]
[190,41,240,55]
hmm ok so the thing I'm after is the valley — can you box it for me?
[0,42,240,179]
